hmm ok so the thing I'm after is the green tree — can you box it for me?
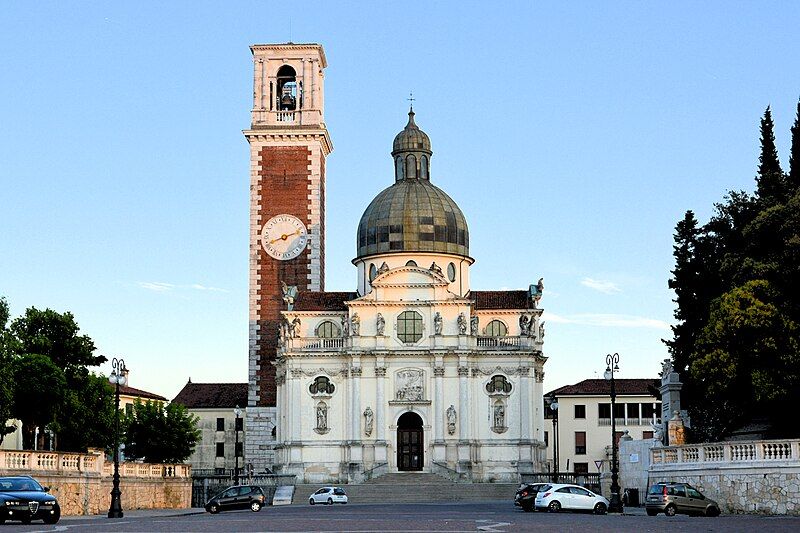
[0,297,16,444]
[755,106,787,204]
[53,372,116,452]
[123,400,200,463]
[10,354,67,449]
[789,98,800,189]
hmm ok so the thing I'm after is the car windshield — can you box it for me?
[0,478,43,492]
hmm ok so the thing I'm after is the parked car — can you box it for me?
[309,486,348,505]
[205,485,266,513]
[645,482,720,517]
[534,483,610,514]
[514,483,548,512]
[0,476,61,524]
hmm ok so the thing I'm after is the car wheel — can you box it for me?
[665,504,677,516]
[309,498,315,505]
[327,497,333,505]
[548,500,561,513]
[208,503,219,514]
[646,509,658,516]
[594,502,607,515]
[706,506,720,517]
[250,501,262,512]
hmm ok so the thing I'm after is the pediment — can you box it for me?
[371,266,449,288]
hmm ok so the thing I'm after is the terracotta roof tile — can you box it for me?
[293,291,358,311]
[546,379,660,397]
[470,290,532,310]
[171,382,248,409]
[119,385,167,402]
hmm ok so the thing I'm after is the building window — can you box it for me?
[484,320,507,337]
[235,442,243,457]
[369,263,377,281]
[574,462,589,474]
[485,375,512,394]
[575,431,586,455]
[216,443,225,457]
[613,403,625,419]
[405,260,417,267]
[643,431,654,439]
[447,262,456,282]
[642,402,658,420]
[309,376,335,395]
[627,402,640,422]
[315,321,341,338]
[216,418,225,432]
[397,310,423,343]
[544,431,549,447]
[574,405,586,419]
[598,403,611,419]
[125,404,133,416]
[235,417,243,431]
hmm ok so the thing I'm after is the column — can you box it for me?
[458,359,469,441]
[519,366,531,440]
[302,57,311,110]
[352,363,362,440]
[253,58,262,109]
[375,364,386,441]
[434,366,444,441]
[310,59,316,109]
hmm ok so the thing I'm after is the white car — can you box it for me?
[309,486,348,505]
[534,483,609,514]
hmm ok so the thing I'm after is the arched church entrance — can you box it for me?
[397,412,424,471]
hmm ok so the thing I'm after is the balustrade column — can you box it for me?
[434,366,444,441]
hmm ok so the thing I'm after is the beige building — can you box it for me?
[172,381,248,474]
[544,379,660,474]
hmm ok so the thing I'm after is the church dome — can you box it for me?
[356,110,469,259]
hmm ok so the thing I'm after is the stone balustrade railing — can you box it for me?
[651,438,800,466]
[0,449,190,478]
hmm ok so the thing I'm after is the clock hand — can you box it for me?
[269,229,301,244]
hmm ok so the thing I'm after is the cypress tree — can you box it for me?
[789,98,800,189]
[756,106,786,203]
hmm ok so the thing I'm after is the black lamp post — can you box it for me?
[604,352,623,513]
[108,357,128,518]
[549,397,559,482]
[233,405,241,485]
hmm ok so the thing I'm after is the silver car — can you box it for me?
[645,482,720,516]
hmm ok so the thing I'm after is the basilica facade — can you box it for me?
[245,43,548,483]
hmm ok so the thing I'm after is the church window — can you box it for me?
[485,320,508,337]
[419,216,434,225]
[405,260,417,267]
[276,65,297,111]
[406,155,417,179]
[397,310,423,343]
[421,155,429,179]
[369,263,377,282]
[447,262,456,282]
[395,156,404,180]
[309,376,335,395]
[315,321,341,338]
[486,375,512,394]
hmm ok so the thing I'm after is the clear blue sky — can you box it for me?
[2,1,799,400]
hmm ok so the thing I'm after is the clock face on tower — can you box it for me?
[261,214,309,260]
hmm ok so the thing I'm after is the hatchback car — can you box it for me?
[534,483,610,514]
[0,476,61,524]
[514,483,548,512]
[205,485,266,513]
[645,482,720,516]
[309,486,348,505]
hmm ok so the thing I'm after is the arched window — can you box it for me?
[395,156,404,180]
[405,260,417,267]
[406,155,417,179]
[309,376,335,395]
[486,375,512,394]
[315,321,341,338]
[397,310,424,343]
[485,320,508,337]
[420,155,429,179]
[276,65,297,111]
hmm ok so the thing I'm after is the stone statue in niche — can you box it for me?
[434,312,443,335]
[351,312,360,336]
[446,405,457,435]
[538,321,545,340]
[493,402,505,429]
[316,402,328,432]
[457,313,467,334]
[277,322,286,348]
[364,406,374,437]
[470,315,479,336]
[376,313,385,336]
[519,315,530,336]
[341,315,349,337]
[288,316,301,338]
[395,369,424,401]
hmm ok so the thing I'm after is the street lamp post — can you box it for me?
[550,398,559,482]
[233,405,241,485]
[108,357,128,519]
[604,352,623,513]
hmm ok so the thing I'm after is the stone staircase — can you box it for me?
[291,472,518,505]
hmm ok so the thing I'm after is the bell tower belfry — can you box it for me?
[244,43,332,472]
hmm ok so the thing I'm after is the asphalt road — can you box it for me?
[7,502,800,532]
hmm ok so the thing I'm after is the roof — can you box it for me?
[293,291,358,311]
[546,379,660,397]
[119,385,167,402]
[470,290,532,310]
[171,382,248,409]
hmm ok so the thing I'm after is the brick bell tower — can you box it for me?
[244,43,332,471]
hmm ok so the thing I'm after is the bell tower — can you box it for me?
[244,43,332,471]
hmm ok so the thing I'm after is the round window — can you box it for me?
[406,260,417,267]
[369,263,377,282]
[447,262,456,282]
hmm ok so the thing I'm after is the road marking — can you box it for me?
[476,519,511,532]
